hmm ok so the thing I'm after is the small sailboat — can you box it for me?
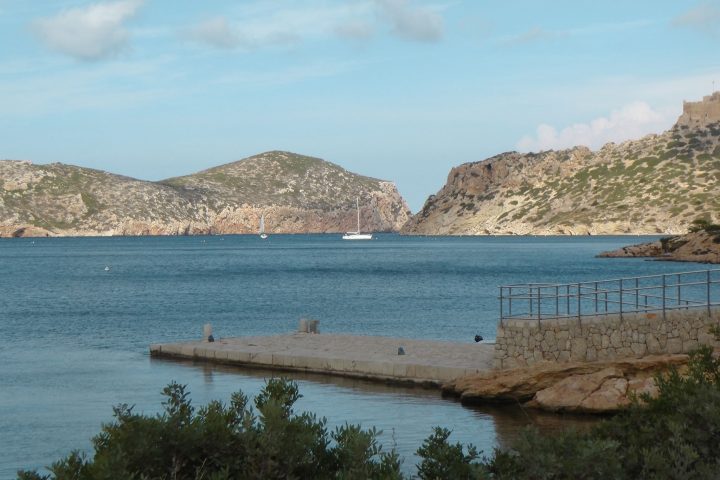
[342,197,373,240]
[259,214,268,239]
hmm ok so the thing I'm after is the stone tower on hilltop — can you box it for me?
[676,91,720,128]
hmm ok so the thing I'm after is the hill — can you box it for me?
[402,92,720,235]
[0,151,410,237]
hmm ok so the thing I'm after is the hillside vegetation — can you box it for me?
[0,151,410,237]
[403,120,720,235]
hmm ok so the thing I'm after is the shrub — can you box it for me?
[689,218,720,233]
[18,379,403,480]
[19,338,720,479]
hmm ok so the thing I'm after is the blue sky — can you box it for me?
[1,0,719,210]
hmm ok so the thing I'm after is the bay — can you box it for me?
[0,234,688,477]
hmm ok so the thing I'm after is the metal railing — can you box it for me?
[499,269,720,325]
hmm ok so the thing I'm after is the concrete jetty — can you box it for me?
[151,333,495,386]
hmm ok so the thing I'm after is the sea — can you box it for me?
[0,234,700,477]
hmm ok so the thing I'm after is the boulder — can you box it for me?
[442,354,688,413]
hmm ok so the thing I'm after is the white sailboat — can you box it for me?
[342,197,373,240]
[259,214,268,239]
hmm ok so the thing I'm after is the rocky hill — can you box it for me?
[0,151,410,237]
[403,93,720,235]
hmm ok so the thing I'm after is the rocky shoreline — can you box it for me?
[442,354,690,414]
[597,230,720,264]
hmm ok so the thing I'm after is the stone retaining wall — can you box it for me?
[494,309,720,369]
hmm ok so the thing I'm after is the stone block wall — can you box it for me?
[677,92,720,127]
[494,309,720,369]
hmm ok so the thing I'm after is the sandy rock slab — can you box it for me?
[442,355,689,414]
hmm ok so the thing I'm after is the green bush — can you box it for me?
[689,218,720,233]
[18,379,404,480]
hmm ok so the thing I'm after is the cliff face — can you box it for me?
[0,151,410,237]
[403,94,720,235]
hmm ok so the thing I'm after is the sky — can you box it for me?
[1,0,719,211]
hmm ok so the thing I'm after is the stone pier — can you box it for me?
[150,333,495,386]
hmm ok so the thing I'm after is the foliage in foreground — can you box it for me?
[19,343,720,479]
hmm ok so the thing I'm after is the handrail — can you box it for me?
[499,269,719,324]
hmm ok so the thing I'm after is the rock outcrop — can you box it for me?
[0,151,411,237]
[403,92,720,235]
[442,354,689,413]
[598,230,720,264]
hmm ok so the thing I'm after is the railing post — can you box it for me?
[605,291,608,313]
[619,279,623,321]
[537,286,541,326]
[635,277,639,312]
[499,286,504,327]
[662,274,666,320]
[566,284,570,316]
[555,285,559,319]
[508,286,513,318]
[708,270,712,318]
[594,281,598,315]
[529,286,533,318]
[577,283,581,323]
[677,273,681,309]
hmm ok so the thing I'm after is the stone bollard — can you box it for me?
[308,319,320,334]
[298,318,309,333]
[203,323,213,342]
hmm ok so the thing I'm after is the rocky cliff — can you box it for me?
[0,151,410,237]
[403,93,720,235]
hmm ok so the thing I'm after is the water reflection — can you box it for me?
[151,357,601,463]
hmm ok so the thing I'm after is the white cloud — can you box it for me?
[185,0,443,50]
[187,16,245,49]
[33,0,144,61]
[517,102,675,152]
[186,4,367,50]
[375,0,443,42]
[672,3,720,36]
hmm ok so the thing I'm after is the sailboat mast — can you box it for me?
[356,197,360,232]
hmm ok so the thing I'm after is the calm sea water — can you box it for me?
[0,234,697,477]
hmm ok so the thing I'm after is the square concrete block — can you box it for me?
[392,363,408,378]
[226,350,251,363]
[249,352,274,365]
[271,354,292,368]
[194,347,212,358]
[339,358,357,372]
[414,364,434,379]
[404,363,418,378]
[180,345,196,357]
[214,349,229,360]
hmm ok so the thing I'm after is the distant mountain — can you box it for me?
[0,151,410,237]
[402,92,720,235]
